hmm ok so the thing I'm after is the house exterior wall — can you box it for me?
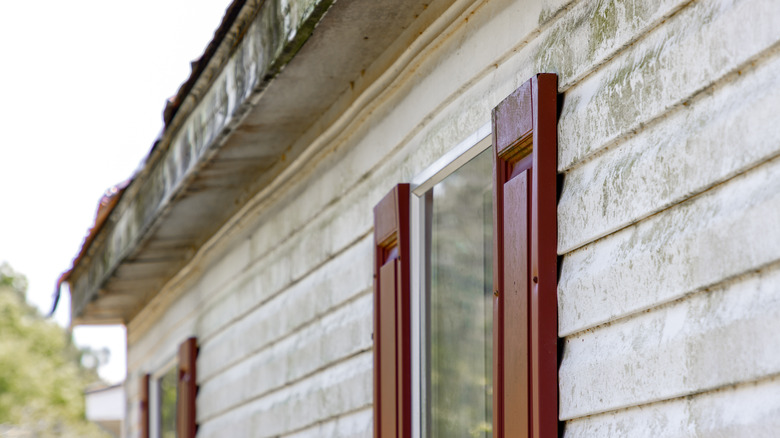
[124,0,780,436]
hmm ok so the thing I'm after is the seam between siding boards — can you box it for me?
[196,0,580,302]
[198,347,373,425]
[190,0,710,358]
[197,285,372,388]
[558,24,780,175]
[564,370,780,424]
[197,229,372,346]
[556,0,696,93]
[133,0,586,349]
[127,228,371,373]
[561,256,780,344]
[557,40,780,256]
[261,406,374,438]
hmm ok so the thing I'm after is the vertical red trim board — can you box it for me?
[492,73,558,438]
[177,337,198,438]
[139,374,150,438]
[373,184,412,438]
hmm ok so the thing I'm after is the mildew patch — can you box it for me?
[558,45,780,253]
[559,154,780,337]
[534,0,685,89]
[557,0,780,171]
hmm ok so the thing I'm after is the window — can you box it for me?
[158,365,178,438]
[419,142,494,438]
[139,337,198,438]
[373,74,558,438]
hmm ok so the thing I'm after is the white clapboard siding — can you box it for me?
[559,155,780,337]
[194,174,384,346]
[564,375,780,437]
[538,0,689,90]
[198,236,373,382]
[284,408,373,438]
[560,262,780,419]
[558,46,780,253]
[196,352,372,438]
[197,293,372,422]
[558,0,780,171]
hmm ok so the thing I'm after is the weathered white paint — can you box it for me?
[195,352,372,438]
[284,408,373,438]
[560,262,780,419]
[559,46,780,253]
[558,0,780,171]
[559,155,780,337]
[564,375,780,437]
[197,293,372,422]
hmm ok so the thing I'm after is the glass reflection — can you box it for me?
[159,366,178,438]
[427,148,493,438]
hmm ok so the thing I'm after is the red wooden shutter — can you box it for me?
[492,73,558,438]
[373,184,411,438]
[139,374,150,438]
[177,337,198,438]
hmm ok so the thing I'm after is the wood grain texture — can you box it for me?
[565,373,780,437]
[494,81,533,158]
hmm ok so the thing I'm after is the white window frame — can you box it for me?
[408,122,492,438]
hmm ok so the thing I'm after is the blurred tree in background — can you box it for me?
[0,262,109,437]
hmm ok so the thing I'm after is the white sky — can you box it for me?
[0,0,233,383]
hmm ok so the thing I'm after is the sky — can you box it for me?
[0,0,233,383]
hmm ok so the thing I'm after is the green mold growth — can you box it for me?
[588,0,623,59]
[536,0,662,86]
[262,0,334,83]
[537,3,559,26]
[602,43,664,129]
[537,0,578,26]
[588,0,656,58]
[535,23,568,77]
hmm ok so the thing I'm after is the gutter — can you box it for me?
[51,0,257,316]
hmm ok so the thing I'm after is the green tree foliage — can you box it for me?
[0,263,109,437]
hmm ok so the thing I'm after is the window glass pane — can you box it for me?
[428,147,493,438]
[159,366,178,438]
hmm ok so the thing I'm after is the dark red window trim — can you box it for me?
[177,337,198,438]
[140,374,150,438]
[373,184,412,438]
[493,73,558,438]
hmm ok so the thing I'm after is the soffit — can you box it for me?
[69,0,448,324]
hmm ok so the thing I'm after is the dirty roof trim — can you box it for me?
[51,180,129,316]
[162,0,249,128]
[67,0,337,323]
[53,0,257,315]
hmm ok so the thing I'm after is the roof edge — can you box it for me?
[67,0,335,323]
